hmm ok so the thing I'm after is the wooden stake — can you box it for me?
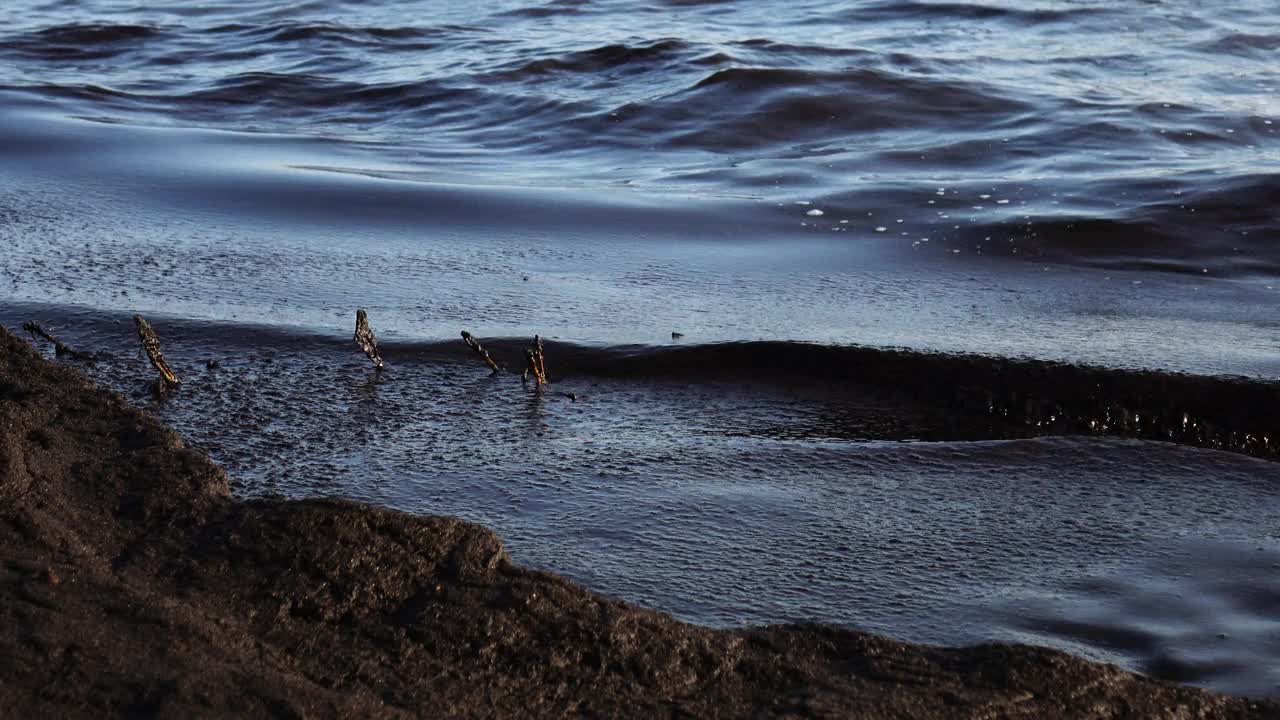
[461,331,500,374]
[133,315,179,387]
[353,309,384,369]
[533,335,548,384]
[524,335,547,386]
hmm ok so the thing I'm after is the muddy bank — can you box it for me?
[0,326,1274,719]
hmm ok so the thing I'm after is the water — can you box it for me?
[1,0,1278,698]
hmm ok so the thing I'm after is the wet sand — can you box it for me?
[1,325,1276,718]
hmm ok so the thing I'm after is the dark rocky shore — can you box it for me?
[1,326,1275,719]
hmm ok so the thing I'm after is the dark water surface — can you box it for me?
[2,0,1278,698]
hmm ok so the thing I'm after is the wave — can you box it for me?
[5,23,167,60]
[793,170,1280,277]
[489,39,692,79]
[845,1,1110,25]
[205,21,449,51]
[478,340,1278,461]
[593,66,1030,151]
[10,303,1274,461]
[1195,32,1280,59]
[963,175,1280,275]
[496,0,590,19]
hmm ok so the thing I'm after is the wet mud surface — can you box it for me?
[2,325,1277,717]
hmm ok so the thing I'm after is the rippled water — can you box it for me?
[1,0,1278,699]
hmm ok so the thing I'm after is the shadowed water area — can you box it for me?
[1,0,1278,700]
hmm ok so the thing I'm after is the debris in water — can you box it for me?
[461,330,501,375]
[133,315,179,388]
[353,309,384,369]
[22,321,96,361]
[523,335,548,386]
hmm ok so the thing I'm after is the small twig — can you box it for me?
[353,309,384,369]
[531,335,548,385]
[22,321,96,361]
[133,315,179,387]
[461,331,500,375]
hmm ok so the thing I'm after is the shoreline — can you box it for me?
[1,324,1275,718]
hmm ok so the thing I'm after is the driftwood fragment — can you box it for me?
[533,335,547,384]
[22,321,96,361]
[353,309,384,369]
[521,350,535,384]
[133,315,179,387]
[522,335,548,386]
[461,331,500,375]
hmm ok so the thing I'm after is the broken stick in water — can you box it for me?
[22,321,96,361]
[353,309,384,369]
[460,331,500,375]
[533,335,547,384]
[521,349,536,385]
[133,315,179,387]
[522,335,548,386]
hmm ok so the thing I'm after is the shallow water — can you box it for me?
[1,0,1278,699]
[4,310,1277,698]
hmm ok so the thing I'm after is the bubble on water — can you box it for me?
[875,226,887,232]
[806,208,823,216]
